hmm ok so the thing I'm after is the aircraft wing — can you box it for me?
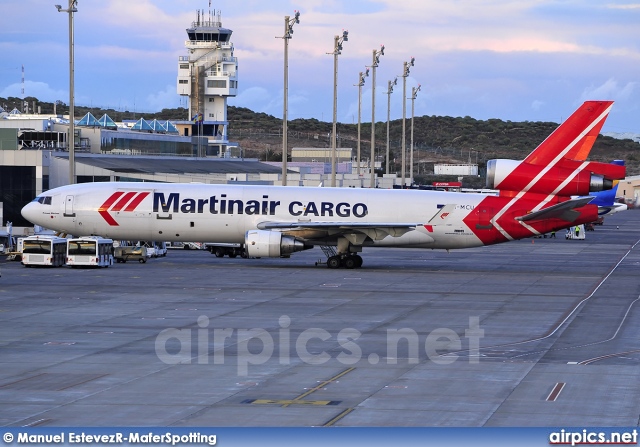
[515,196,594,223]
[257,221,420,241]
[596,203,628,216]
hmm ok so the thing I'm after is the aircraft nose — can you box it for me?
[21,202,40,225]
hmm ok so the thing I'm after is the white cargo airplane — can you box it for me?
[21,101,625,268]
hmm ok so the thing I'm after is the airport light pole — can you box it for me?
[354,68,369,177]
[279,11,300,186]
[410,84,421,187]
[368,45,384,188]
[400,57,414,187]
[385,77,397,175]
[328,31,348,187]
[56,0,78,185]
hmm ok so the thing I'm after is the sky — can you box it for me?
[1,0,638,134]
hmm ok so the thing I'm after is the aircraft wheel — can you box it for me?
[344,257,356,269]
[327,256,341,269]
[353,255,363,268]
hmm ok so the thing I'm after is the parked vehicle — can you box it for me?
[565,225,586,240]
[137,241,167,257]
[114,246,149,263]
[205,243,247,258]
[67,236,114,267]
[21,235,67,267]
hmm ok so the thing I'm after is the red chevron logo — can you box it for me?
[98,191,150,226]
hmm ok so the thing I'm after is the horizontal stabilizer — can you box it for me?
[516,196,594,223]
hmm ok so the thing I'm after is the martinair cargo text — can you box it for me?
[21,101,626,268]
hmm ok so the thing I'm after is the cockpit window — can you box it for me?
[32,196,52,205]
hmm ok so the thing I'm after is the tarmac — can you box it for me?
[1,211,639,427]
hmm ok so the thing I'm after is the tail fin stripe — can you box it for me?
[546,104,613,166]
[532,161,591,212]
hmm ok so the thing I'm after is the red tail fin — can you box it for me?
[524,101,613,165]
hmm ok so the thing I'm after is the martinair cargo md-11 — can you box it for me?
[22,101,626,269]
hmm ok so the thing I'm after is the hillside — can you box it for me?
[4,96,640,182]
[227,105,640,182]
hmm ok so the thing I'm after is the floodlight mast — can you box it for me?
[368,45,384,188]
[354,68,369,177]
[410,84,421,187]
[279,11,300,186]
[400,57,414,187]
[55,0,78,185]
[328,31,348,187]
[385,77,397,175]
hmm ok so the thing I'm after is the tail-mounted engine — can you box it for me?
[486,159,625,195]
[245,230,310,258]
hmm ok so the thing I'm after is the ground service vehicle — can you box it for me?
[566,225,586,240]
[138,241,167,258]
[114,246,149,263]
[205,243,247,258]
[21,235,67,267]
[67,236,114,267]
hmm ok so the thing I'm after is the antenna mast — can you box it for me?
[21,65,25,112]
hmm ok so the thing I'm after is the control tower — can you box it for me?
[177,8,238,157]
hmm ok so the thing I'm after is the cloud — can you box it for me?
[0,81,67,103]
[531,100,544,111]
[232,86,280,115]
[606,3,640,9]
[145,85,181,112]
[580,78,636,101]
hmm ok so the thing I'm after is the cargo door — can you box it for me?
[474,206,494,230]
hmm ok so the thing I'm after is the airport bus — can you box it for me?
[67,236,114,267]
[21,235,67,267]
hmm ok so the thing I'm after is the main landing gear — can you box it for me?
[318,240,364,269]
[326,254,363,269]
